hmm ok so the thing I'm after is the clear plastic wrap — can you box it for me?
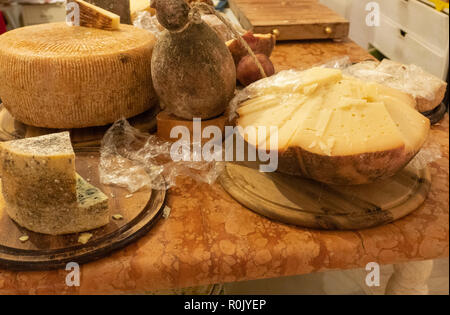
[133,11,164,38]
[343,59,445,102]
[99,119,223,192]
[408,138,442,170]
[315,56,352,70]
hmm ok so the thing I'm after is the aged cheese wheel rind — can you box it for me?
[0,22,157,128]
[277,146,409,185]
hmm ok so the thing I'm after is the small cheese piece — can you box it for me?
[70,0,120,30]
[0,22,157,128]
[0,132,109,235]
[235,68,430,185]
[78,233,93,245]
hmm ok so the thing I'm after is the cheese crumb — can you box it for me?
[125,194,133,199]
[19,235,29,242]
[112,214,124,220]
[78,233,93,244]
[163,206,172,219]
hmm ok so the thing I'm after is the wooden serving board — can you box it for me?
[229,0,349,41]
[0,150,166,271]
[219,162,431,230]
[0,104,159,149]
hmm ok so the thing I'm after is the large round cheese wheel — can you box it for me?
[235,68,430,185]
[0,22,157,128]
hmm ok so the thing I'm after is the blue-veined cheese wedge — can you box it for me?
[0,132,109,235]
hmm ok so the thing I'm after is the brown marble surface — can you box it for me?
[0,40,448,294]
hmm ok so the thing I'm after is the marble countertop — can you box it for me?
[0,39,448,294]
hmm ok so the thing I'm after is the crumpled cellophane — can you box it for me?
[343,59,443,101]
[99,119,224,192]
[133,11,164,38]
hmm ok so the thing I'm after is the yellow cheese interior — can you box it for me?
[237,68,430,157]
[73,0,120,30]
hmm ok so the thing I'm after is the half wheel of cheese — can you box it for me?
[235,68,430,185]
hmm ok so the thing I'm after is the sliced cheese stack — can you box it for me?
[236,68,430,185]
[0,132,109,235]
[0,22,157,128]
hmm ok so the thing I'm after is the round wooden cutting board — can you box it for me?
[0,104,159,149]
[219,162,431,230]
[0,150,166,271]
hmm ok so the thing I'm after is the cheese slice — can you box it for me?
[290,101,405,156]
[0,132,109,235]
[70,0,120,30]
[0,22,157,128]
[237,94,301,147]
[383,96,430,152]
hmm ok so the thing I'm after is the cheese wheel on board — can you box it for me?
[0,22,157,128]
[236,68,430,185]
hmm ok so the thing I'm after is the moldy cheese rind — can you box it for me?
[0,132,109,235]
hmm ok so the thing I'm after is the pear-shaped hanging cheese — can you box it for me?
[150,0,236,119]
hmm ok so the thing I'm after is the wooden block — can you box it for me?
[229,0,349,41]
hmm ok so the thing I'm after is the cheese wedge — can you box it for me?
[235,68,430,185]
[0,132,109,235]
[0,22,157,128]
[70,0,120,30]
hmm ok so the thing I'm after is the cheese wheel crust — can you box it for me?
[0,23,157,128]
[277,145,413,185]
